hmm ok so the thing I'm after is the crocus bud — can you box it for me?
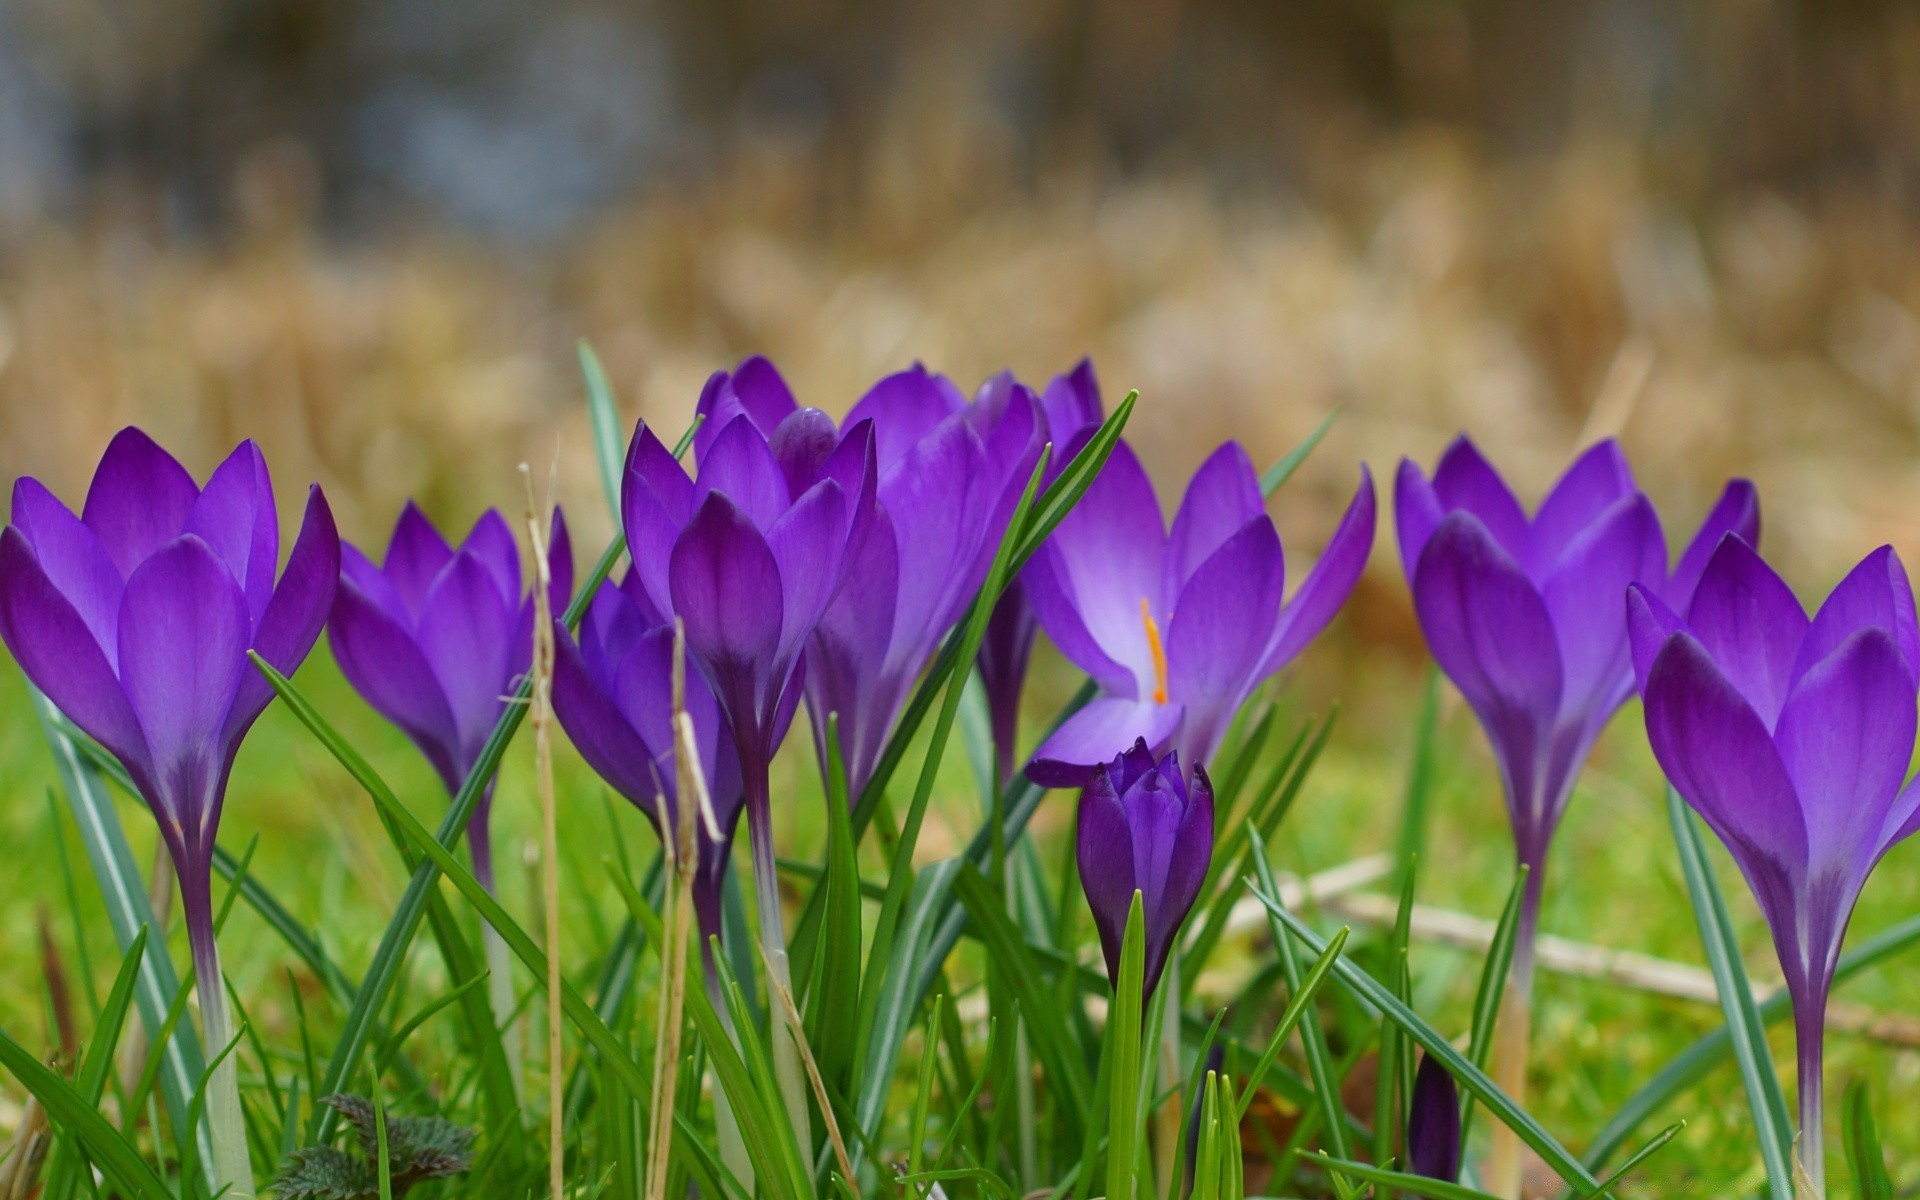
[1406,1053,1462,1183]
[1075,738,1214,995]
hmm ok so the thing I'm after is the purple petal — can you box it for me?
[1027,696,1184,788]
[1683,535,1806,728]
[81,428,200,577]
[1537,493,1666,720]
[768,408,840,498]
[382,502,455,621]
[766,479,849,661]
[622,422,695,614]
[0,527,147,768]
[116,536,251,839]
[697,416,792,532]
[1410,511,1563,734]
[457,510,522,611]
[1040,358,1103,447]
[1164,442,1264,598]
[1076,766,1137,983]
[669,493,785,720]
[1642,632,1808,873]
[546,507,574,615]
[730,356,800,436]
[340,543,408,627]
[230,487,339,740]
[11,477,123,653]
[882,415,993,653]
[1407,1055,1463,1183]
[845,365,969,474]
[1165,517,1284,767]
[1773,628,1916,870]
[1263,465,1377,676]
[1394,458,1447,582]
[552,622,663,817]
[1034,439,1168,686]
[414,550,516,756]
[1148,765,1213,988]
[1429,436,1528,560]
[328,576,462,787]
[1793,546,1920,690]
[1521,439,1637,578]
[184,441,279,623]
[1625,584,1686,693]
[1023,546,1141,694]
[1666,481,1761,610]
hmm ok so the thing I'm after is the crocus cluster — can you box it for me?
[0,429,341,1200]
[1629,537,1920,1193]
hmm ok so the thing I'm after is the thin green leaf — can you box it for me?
[1842,1082,1891,1200]
[1248,830,1349,1161]
[1259,407,1340,496]
[577,339,626,526]
[1237,927,1350,1122]
[1106,893,1147,1200]
[1457,864,1529,1150]
[0,1025,178,1200]
[1317,1156,1503,1200]
[1592,1122,1685,1198]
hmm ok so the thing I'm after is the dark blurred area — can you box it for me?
[4,0,1920,613]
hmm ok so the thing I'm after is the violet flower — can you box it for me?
[1396,437,1757,965]
[1628,537,1920,1193]
[1075,739,1214,995]
[551,572,744,971]
[803,364,1042,798]
[0,428,340,1199]
[977,359,1104,786]
[1025,438,1375,786]
[1406,1054,1462,1184]
[328,502,573,891]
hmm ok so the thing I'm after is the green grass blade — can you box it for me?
[1236,927,1350,1123]
[1457,864,1529,1150]
[1583,910,1920,1172]
[1592,1122,1685,1198]
[1105,893,1147,1200]
[1259,408,1340,496]
[1665,788,1794,1200]
[577,339,627,526]
[1317,1157,1503,1200]
[0,1025,178,1200]
[1248,830,1349,1162]
[1244,878,1603,1193]
[804,714,863,1103]
[43,927,149,1200]
[31,690,211,1181]
[1842,1081,1891,1200]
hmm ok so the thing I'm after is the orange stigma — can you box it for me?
[1141,598,1169,705]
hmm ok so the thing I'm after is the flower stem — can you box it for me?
[182,874,254,1200]
[1796,1008,1826,1197]
[1484,862,1543,1200]
[745,750,813,1154]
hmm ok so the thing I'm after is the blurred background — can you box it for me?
[6,0,1920,604]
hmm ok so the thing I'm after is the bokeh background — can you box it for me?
[7,0,1920,1191]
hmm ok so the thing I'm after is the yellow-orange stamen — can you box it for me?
[1141,597,1169,705]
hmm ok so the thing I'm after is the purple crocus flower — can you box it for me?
[1406,1054,1462,1184]
[1025,437,1375,786]
[977,359,1104,786]
[328,503,573,890]
[1075,739,1214,995]
[551,572,744,965]
[803,364,1042,798]
[1628,537,1920,1193]
[1396,437,1758,938]
[0,428,340,1198]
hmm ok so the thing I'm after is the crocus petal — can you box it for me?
[883,416,991,653]
[769,408,839,499]
[1667,480,1761,610]
[730,355,801,436]
[414,550,515,756]
[1023,545,1140,694]
[1683,535,1806,728]
[1537,493,1665,719]
[1625,584,1686,693]
[229,487,339,740]
[1393,458,1447,582]
[1642,632,1808,872]
[328,577,462,785]
[11,477,123,654]
[1149,765,1213,978]
[1036,439,1168,682]
[1263,465,1377,676]
[1429,436,1528,560]
[552,623,663,816]
[669,493,784,720]
[1407,1055,1463,1183]
[545,507,575,616]
[184,441,279,622]
[1792,546,1920,690]
[0,527,147,768]
[1040,358,1103,447]
[698,416,792,533]
[1165,517,1283,764]
[458,510,522,611]
[1522,439,1636,578]
[116,536,251,839]
[1076,766,1137,983]
[765,480,848,661]
[1164,442,1264,598]
[845,365,968,473]
[622,422,695,613]
[1410,512,1563,733]
[81,428,200,577]
[1027,696,1184,788]
[1772,628,1916,871]
[383,502,455,620]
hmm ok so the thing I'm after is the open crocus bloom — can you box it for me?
[803,364,1041,798]
[1075,739,1214,995]
[1025,436,1375,786]
[329,502,572,889]
[1397,436,1759,893]
[1629,537,1920,1188]
[552,571,744,955]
